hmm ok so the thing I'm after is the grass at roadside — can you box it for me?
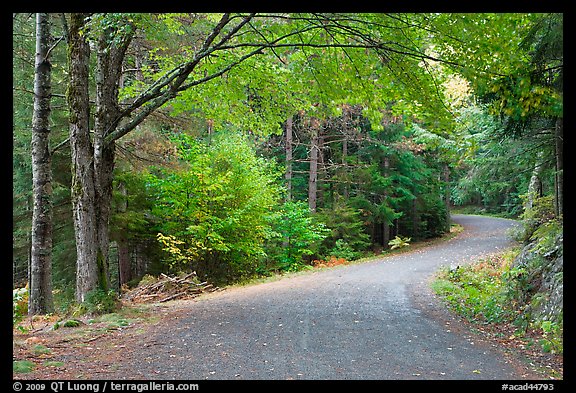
[432,249,563,379]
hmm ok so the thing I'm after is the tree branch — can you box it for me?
[103,12,500,147]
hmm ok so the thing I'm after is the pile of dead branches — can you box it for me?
[121,272,219,304]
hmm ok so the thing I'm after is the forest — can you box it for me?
[13,12,562,330]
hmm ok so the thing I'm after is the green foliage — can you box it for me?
[13,14,73,290]
[156,233,194,273]
[388,236,411,250]
[360,122,449,240]
[96,313,131,329]
[537,319,562,354]
[62,319,82,328]
[444,15,562,218]
[530,219,562,256]
[449,104,555,218]
[516,194,558,243]
[12,13,561,312]
[433,255,516,324]
[501,254,563,354]
[415,191,450,238]
[13,286,28,326]
[500,264,532,311]
[84,13,140,46]
[317,201,372,259]
[481,13,563,125]
[262,200,330,273]
[328,239,362,261]
[13,360,36,374]
[81,289,120,315]
[434,249,563,354]
[32,344,52,355]
[111,170,157,237]
[148,132,281,283]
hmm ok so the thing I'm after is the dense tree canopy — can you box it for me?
[12,13,562,317]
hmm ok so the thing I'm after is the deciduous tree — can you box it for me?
[29,12,54,314]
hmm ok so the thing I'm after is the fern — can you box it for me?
[388,235,411,250]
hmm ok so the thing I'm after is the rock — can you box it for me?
[511,230,563,325]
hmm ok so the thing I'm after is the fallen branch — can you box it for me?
[121,272,219,304]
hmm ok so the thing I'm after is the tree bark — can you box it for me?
[342,138,349,199]
[526,151,544,211]
[285,116,293,201]
[308,117,320,212]
[382,156,390,248]
[116,180,132,287]
[554,117,563,216]
[93,25,133,292]
[67,14,135,302]
[29,12,54,315]
[341,104,350,199]
[442,162,451,232]
[411,196,418,237]
[67,13,100,303]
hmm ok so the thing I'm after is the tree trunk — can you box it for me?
[308,118,320,212]
[526,151,544,211]
[411,196,418,237]
[442,162,451,232]
[285,116,293,201]
[67,14,134,302]
[93,26,133,292]
[341,104,350,199]
[134,240,148,279]
[29,12,54,315]
[554,117,563,216]
[116,181,132,287]
[342,138,349,199]
[382,156,390,248]
[67,13,100,303]
[118,240,131,287]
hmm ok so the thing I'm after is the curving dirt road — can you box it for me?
[94,214,542,380]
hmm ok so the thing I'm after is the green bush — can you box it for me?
[317,201,371,259]
[13,286,28,326]
[328,239,362,261]
[262,200,330,273]
[148,132,281,284]
[516,194,557,242]
[432,255,513,324]
[62,319,82,328]
[82,289,119,315]
[538,319,563,354]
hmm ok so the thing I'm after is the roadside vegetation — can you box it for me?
[433,196,563,378]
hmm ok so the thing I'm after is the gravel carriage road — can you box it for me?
[105,214,538,380]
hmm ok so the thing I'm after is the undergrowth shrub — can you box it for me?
[79,289,120,315]
[433,248,563,354]
[433,254,510,324]
[13,286,28,327]
[262,200,330,274]
[388,235,411,250]
[327,239,361,261]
